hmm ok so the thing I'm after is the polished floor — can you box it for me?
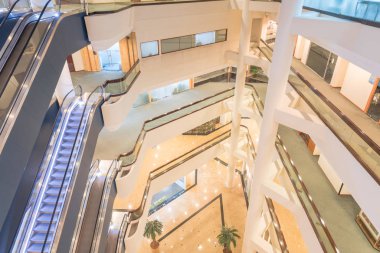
[138,159,247,253]
[71,70,124,92]
[113,124,231,209]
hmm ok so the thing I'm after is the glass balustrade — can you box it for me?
[117,88,234,167]
[303,0,380,24]
[258,41,380,185]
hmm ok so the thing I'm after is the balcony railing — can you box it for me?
[257,40,380,185]
[248,84,339,253]
[303,0,380,27]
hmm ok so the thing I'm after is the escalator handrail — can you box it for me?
[0,0,25,30]
[69,159,102,252]
[9,85,81,252]
[90,159,119,252]
[0,0,52,98]
[41,85,105,252]
[0,0,55,142]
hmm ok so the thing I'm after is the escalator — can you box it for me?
[0,5,89,243]
[0,0,32,50]
[11,86,104,253]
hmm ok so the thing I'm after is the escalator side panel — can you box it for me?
[0,100,60,252]
[0,16,20,49]
[55,105,103,253]
[0,12,89,234]
[76,175,107,253]
[99,184,117,253]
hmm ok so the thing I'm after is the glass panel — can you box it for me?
[150,79,190,102]
[179,35,194,50]
[259,42,380,187]
[161,37,180,53]
[306,43,330,78]
[132,92,150,107]
[0,0,10,11]
[215,29,227,42]
[195,31,215,46]
[98,42,121,71]
[303,0,380,23]
[0,19,50,130]
[140,40,159,58]
[367,86,380,121]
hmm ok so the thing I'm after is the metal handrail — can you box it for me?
[265,197,289,253]
[9,84,82,252]
[102,59,140,98]
[0,0,24,29]
[116,87,234,169]
[259,39,380,157]
[41,85,105,252]
[0,0,54,136]
[90,159,118,252]
[248,83,339,253]
[69,159,101,252]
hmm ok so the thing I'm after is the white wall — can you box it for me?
[340,63,373,110]
[330,57,348,88]
[318,153,349,195]
[291,15,380,77]
[93,2,241,129]
[54,62,74,105]
[72,50,84,72]
[115,99,230,198]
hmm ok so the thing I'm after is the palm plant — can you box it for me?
[217,225,240,253]
[143,219,163,249]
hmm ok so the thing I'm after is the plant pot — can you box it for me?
[150,241,159,249]
[223,248,232,253]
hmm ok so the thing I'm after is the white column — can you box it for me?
[242,0,303,252]
[227,0,251,188]
[55,62,74,105]
[260,16,269,42]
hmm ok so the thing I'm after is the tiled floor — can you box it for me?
[138,159,247,253]
[70,70,124,92]
[272,201,308,253]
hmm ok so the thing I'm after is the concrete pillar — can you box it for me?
[227,0,251,188]
[260,16,269,42]
[242,0,303,252]
[330,57,349,88]
[294,35,305,59]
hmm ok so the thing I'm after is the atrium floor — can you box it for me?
[138,159,247,253]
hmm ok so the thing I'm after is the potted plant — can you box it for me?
[143,219,163,249]
[217,225,240,253]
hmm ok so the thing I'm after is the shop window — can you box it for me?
[215,29,227,42]
[98,42,121,71]
[140,40,159,58]
[195,31,215,46]
[161,37,180,54]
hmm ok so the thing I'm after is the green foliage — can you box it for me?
[143,220,163,242]
[250,65,261,76]
[217,225,240,250]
